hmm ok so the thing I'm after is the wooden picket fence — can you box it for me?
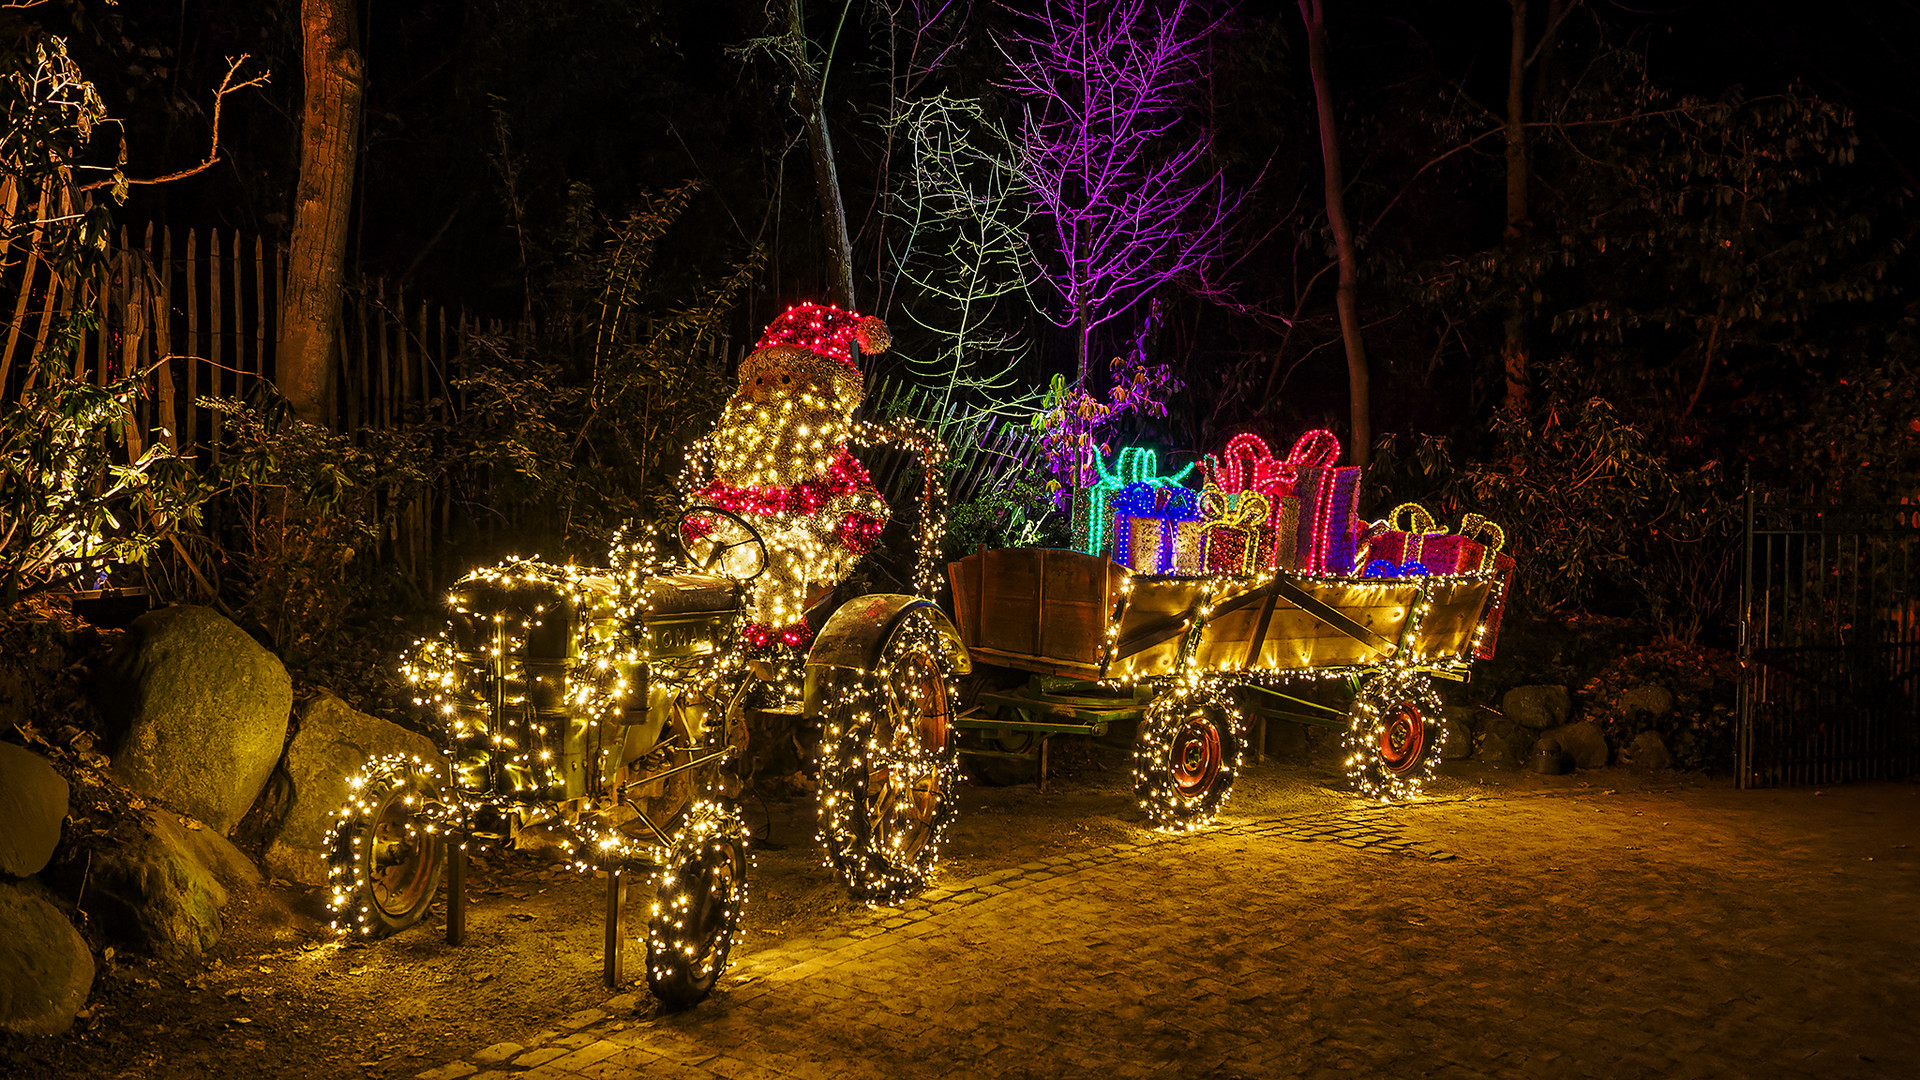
[0,221,496,451]
[0,220,498,588]
[0,217,1043,589]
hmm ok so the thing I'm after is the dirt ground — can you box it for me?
[0,735,1825,1080]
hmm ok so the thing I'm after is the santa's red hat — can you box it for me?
[753,302,891,365]
[737,302,890,405]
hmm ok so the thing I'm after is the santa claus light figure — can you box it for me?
[686,303,894,643]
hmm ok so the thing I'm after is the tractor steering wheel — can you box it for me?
[674,506,769,582]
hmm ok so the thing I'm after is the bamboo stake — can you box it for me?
[434,304,447,417]
[396,280,411,421]
[208,226,223,463]
[0,192,40,390]
[94,255,109,385]
[117,226,145,459]
[25,263,66,393]
[183,227,198,458]
[352,282,368,432]
[255,233,267,396]
[154,224,177,451]
[376,279,390,430]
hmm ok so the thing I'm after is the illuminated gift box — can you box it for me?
[1355,503,1451,576]
[1170,518,1210,576]
[1204,432,1315,569]
[1299,464,1364,575]
[1477,552,1518,658]
[1421,514,1506,576]
[1113,482,1202,574]
[1077,446,1194,557]
[1241,430,1361,575]
[1198,485,1271,576]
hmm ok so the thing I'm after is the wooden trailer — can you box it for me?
[946,547,1506,823]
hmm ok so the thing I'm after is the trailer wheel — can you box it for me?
[815,606,961,900]
[1133,686,1242,832]
[647,800,748,1009]
[1346,671,1440,800]
[326,754,449,938]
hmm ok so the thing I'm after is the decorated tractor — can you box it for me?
[319,302,1515,1010]
[323,305,969,1008]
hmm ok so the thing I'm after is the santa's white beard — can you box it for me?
[709,392,851,490]
[695,389,885,631]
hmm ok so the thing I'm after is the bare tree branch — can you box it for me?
[79,55,268,192]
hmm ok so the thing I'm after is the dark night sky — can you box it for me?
[41,0,1914,309]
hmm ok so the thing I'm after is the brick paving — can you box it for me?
[417,783,1920,1079]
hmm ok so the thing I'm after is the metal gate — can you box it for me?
[1739,497,1920,787]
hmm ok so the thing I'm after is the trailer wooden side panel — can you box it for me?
[951,548,1125,675]
[950,548,1496,680]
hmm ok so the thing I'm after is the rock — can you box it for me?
[1435,715,1474,761]
[0,880,94,1036]
[1443,705,1488,734]
[80,810,260,958]
[1501,685,1572,730]
[1544,720,1610,770]
[1625,730,1673,770]
[1527,735,1573,774]
[1618,684,1675,719]
[1476,719,1529,766]
[0,742,68,878]
[101,606,292,834]
[261,691,442,886]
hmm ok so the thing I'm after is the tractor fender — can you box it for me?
[803,594,971,718]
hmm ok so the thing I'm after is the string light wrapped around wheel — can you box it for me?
[1344,669,1440,801]
[814,604,963,900]
[1132,682,1244,832]
[646,799,749,1009]
[326,753,452,937]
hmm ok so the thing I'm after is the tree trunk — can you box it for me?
[279,0,364,425]
[1297,0,1369,466]
[785,0,857,311]
[1500,0,1530,417]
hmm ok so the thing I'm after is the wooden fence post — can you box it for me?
[183,227,198,459]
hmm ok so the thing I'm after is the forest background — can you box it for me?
[5,0,1919,702]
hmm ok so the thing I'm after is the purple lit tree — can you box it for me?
[999,0,1232,386]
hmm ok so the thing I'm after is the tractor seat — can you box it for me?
[640,573,741,616]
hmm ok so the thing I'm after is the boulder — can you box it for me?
[1435,715,1474,761]
[102,606,292,833]
[0,880,94,1036]
[0,742,68,878]
[80,810,260,958]
[1501,685,1572,730]
[1625,730,1673,770]
[1476,720,1529,766]
[261,691,442,886]
[1528,736,1573,774]
[1618,684,1675,719]
[1543,720,1610,770]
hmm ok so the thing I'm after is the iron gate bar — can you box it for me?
[1740,488,1920,789]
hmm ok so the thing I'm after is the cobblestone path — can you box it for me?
[418,786,1920,1080]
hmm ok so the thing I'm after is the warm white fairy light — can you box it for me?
[811,607,961,900]
[326,301,965,1009]
[326,753,456,936]
[646,799,749,1005]
[1131,678,1244,832]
